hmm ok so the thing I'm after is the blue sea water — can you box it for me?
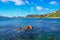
[0,18,60,40]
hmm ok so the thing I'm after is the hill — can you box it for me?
[26,10,60,18]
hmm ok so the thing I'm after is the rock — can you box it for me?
[15,25,33,31]
[24,25,33,30]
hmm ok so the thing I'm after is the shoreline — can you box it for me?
[48,17,60,18]
[1,16,60,19]
[24,17,60,19]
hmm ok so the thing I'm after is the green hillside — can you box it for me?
[46,10,60,17]
[26,10,60,18]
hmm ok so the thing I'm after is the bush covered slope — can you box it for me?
[26,10,60,18]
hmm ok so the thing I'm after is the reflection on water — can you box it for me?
[0,18,60,40]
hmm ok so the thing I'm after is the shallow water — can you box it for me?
[0,18,60,40]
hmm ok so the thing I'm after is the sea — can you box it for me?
[0,18,60,40]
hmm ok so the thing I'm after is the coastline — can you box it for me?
[47,17,60,19]
[25,17,60,19]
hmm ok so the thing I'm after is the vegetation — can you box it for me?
[26,10,60,18]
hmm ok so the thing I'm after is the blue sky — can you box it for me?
[0,0,60,17]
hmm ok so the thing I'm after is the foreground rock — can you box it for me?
[24,25,33,30]
[16,25,33,31]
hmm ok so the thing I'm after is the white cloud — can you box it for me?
[50,1,57,5]
[36,6,49,11]
[0,0,29,5]
[10,0,25,5]
[0,0,8,2]
[36,6,43,11]
[14,0,25,5]
[25,0,29,4]
[44,8,49,10]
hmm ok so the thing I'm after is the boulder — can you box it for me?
[24,25,33,30]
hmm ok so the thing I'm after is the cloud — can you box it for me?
[36,6,49,11]
[14,0,25,5]
[0,0,29,5]
[36,6,43,11]
[25,0,29,4]
[50,1,57,5]
[0,0,8,2]
[44,8,49,10]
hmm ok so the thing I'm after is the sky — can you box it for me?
[0,0,60,17]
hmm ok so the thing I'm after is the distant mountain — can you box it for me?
[0,15,9,18]
[12,16,24,18]
[26,15,38,17]
[26,10,60,18]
